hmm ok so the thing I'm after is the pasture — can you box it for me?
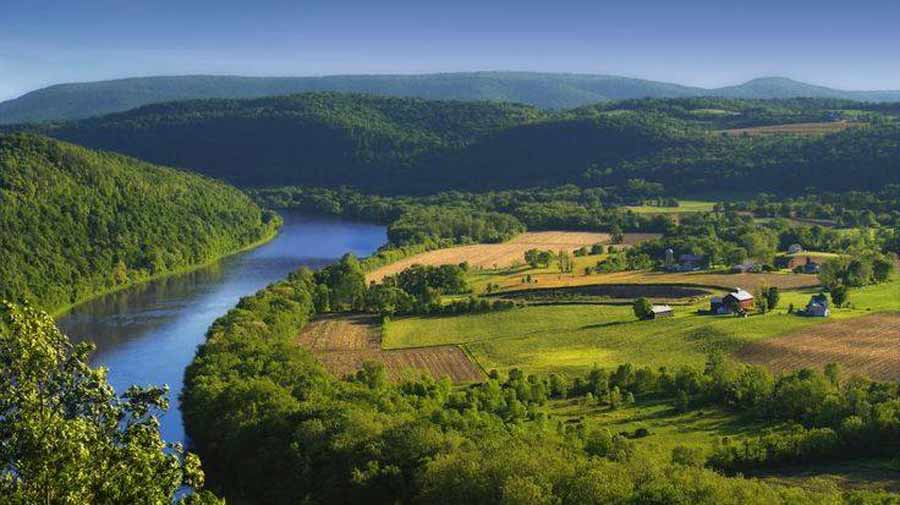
[297,314,482,382]
[385,276,900,379]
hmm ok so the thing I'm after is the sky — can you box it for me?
[3,0,900,100]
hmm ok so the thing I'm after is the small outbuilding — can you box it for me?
[803,294,830,317]
[787,244,804,254]
[649,305,674,319]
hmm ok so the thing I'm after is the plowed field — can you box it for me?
[735,313,900,381]
[297,314,482,382]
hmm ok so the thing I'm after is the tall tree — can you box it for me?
[0,301,221,504]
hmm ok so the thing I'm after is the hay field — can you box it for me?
[367,231,620,282]
[297,314,482,382]
[735,312,900,381]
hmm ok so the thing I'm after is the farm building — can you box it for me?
[785,255,821,272]
[710,288,754,314]
[667,253,705,272]
[649,305,674,319]
[731,261,761,273]
[803,294,830,317]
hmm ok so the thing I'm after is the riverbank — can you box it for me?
[51,217,283,319]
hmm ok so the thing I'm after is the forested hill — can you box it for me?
[4,72,900,124]
[19,93,900,194]
[0,134,279,313]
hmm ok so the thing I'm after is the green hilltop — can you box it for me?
[15,93,900,194]
[0,134,279,313]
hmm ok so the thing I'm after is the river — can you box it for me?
[56,212,386,445]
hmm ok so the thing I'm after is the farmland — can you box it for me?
[717,121,860,137]
[385,273,900,377]
[296,314,482,382]
[735,312,900,381]
[483,267,822,294]
[366,231,617,282]
[624,199,716,214]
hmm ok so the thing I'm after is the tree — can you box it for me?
[556,250,573,273]
[0,301,220,504]
[873,256,895,283]
[610,224,624,245]
[318,253,367,310]
[818,258,849,290]
[765,286,780,311]
[755,287,769,314]
[830,285,849,307]
[632,297,653,320]
[524,249,553,269]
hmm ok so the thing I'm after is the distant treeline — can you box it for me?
[182,257,898,505]
[251,185,677,235]
[0,134,279,313]
[11,93,900,194]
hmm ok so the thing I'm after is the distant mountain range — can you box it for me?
[2,73,900,124]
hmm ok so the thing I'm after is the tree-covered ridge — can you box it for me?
[0,134,279,313]
[5,73,900,124]
[14,93,900,194]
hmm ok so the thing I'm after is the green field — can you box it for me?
[385,276,900,376]
[546,398,771,460]
[624,200,716,214]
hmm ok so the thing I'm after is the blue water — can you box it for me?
[56,212,386,444]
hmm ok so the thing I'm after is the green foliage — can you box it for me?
[524,249,554,268]
[18,93,900,194]
[831,285,850,307]
[0,134,278,313]
[632,297,653,320]
[387,206,524,246]
[182,252,900,503]
[0,301,220,504]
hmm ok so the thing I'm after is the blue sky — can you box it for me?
[3,0,900,100]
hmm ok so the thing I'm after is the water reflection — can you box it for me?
[56,212,386,444]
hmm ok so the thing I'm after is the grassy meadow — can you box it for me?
[386,266,900,376]
[624,199,717,214]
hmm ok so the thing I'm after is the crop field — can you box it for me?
[735,312,900,381]
[481,268,821,294]
[367,231,626,282]
[717,121,859,137]
[297,314,482,382]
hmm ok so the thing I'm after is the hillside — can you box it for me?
[18,93,900,194]
[4,72,900,124]
[0,134,279,313]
